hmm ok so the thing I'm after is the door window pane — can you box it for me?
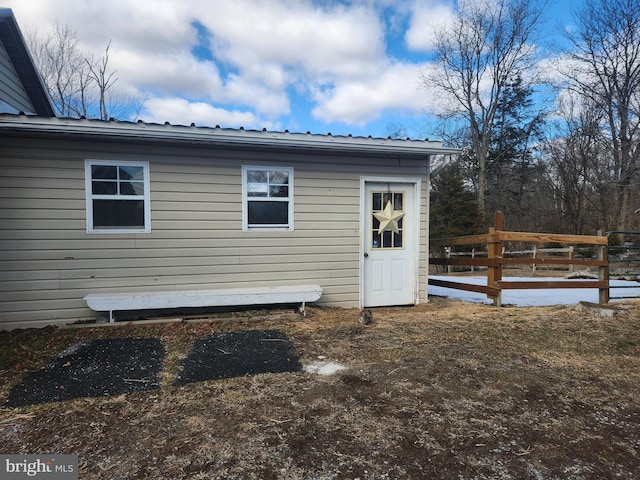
[394,192,403,210]
[394,231,403,246]
[382,230,393,248]
[373,192,382,210]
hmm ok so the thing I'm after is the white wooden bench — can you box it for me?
[84,285,323,322]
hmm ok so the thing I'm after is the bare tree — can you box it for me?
[423,0,546,219]
[542,96,608,234]
[566,0,640,232]
[27,22,88,117]
[86,42,118,120]
[27,24,145,121]
[385,121,408,139]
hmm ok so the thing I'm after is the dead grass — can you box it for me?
[1,298,640,479]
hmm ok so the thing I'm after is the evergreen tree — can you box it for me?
[484,76,546,231]
[430,163,484,241]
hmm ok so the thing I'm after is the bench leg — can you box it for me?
[110,310,115,323]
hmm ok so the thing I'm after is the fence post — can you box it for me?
[445,246,452,274]
[487,212,504,306]
[471,248,476,273]
[532,245,537,276]
[598,230,609,304]
[568,246,574,272]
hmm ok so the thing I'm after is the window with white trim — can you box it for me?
[85,160,151,233]
[242,166,294,230]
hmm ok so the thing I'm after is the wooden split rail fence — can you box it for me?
[444,245,576,274]
[428,212,610,306]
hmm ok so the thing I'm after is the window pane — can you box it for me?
[248,201,288,225]
[120,181,145,195]
[382,230,392,248]
[394,193,403,210]
[93,199,145,228]
[394,231,403,247]
[269,185,289,197]
[92,181,117,195]
[119,166,144,181]
[247,170,267,183]
[372,232,381,249]
[92,165,117,179]
[372,193,382,210]
[269,171,289,185]
[248,183,268,197]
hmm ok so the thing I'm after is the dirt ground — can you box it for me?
[1,297,640,479]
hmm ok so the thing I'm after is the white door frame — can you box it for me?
[359,176,423,308]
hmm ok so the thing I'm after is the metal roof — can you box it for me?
[0,9,55,117]
[0,114,460,156]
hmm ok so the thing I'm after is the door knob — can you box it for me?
[364,252,369,257]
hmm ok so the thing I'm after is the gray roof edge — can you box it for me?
[0,115,461,155]
[0,9,55,117]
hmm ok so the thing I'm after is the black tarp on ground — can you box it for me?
[4,338,164,407]
[174,329,302,385]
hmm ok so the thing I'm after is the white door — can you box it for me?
[363,182,416,307]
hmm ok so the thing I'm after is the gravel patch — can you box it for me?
[4,338,164,407]
[174,329,301,385]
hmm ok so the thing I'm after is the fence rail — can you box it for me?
[607,231,640,300]
[429,212,609,306]
[445,246,578,274]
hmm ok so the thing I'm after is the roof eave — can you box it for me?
[0,9,56,117]
[0,116,461,156]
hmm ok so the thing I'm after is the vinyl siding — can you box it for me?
[0,137,429,329]
[0,40,35,114]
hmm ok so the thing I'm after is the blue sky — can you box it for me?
[10,0,582,139]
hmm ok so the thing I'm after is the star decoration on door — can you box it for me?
[373,202,405,234]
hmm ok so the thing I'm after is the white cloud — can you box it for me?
[14,0,196,53]
[312,61,432,125]
[7,0,448,131]
[537,52,582,86]
[112,50,225,100]
[405,0,456,52]
[198,0,386,80]
[224,74,291,117]
[141,97,262,128]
